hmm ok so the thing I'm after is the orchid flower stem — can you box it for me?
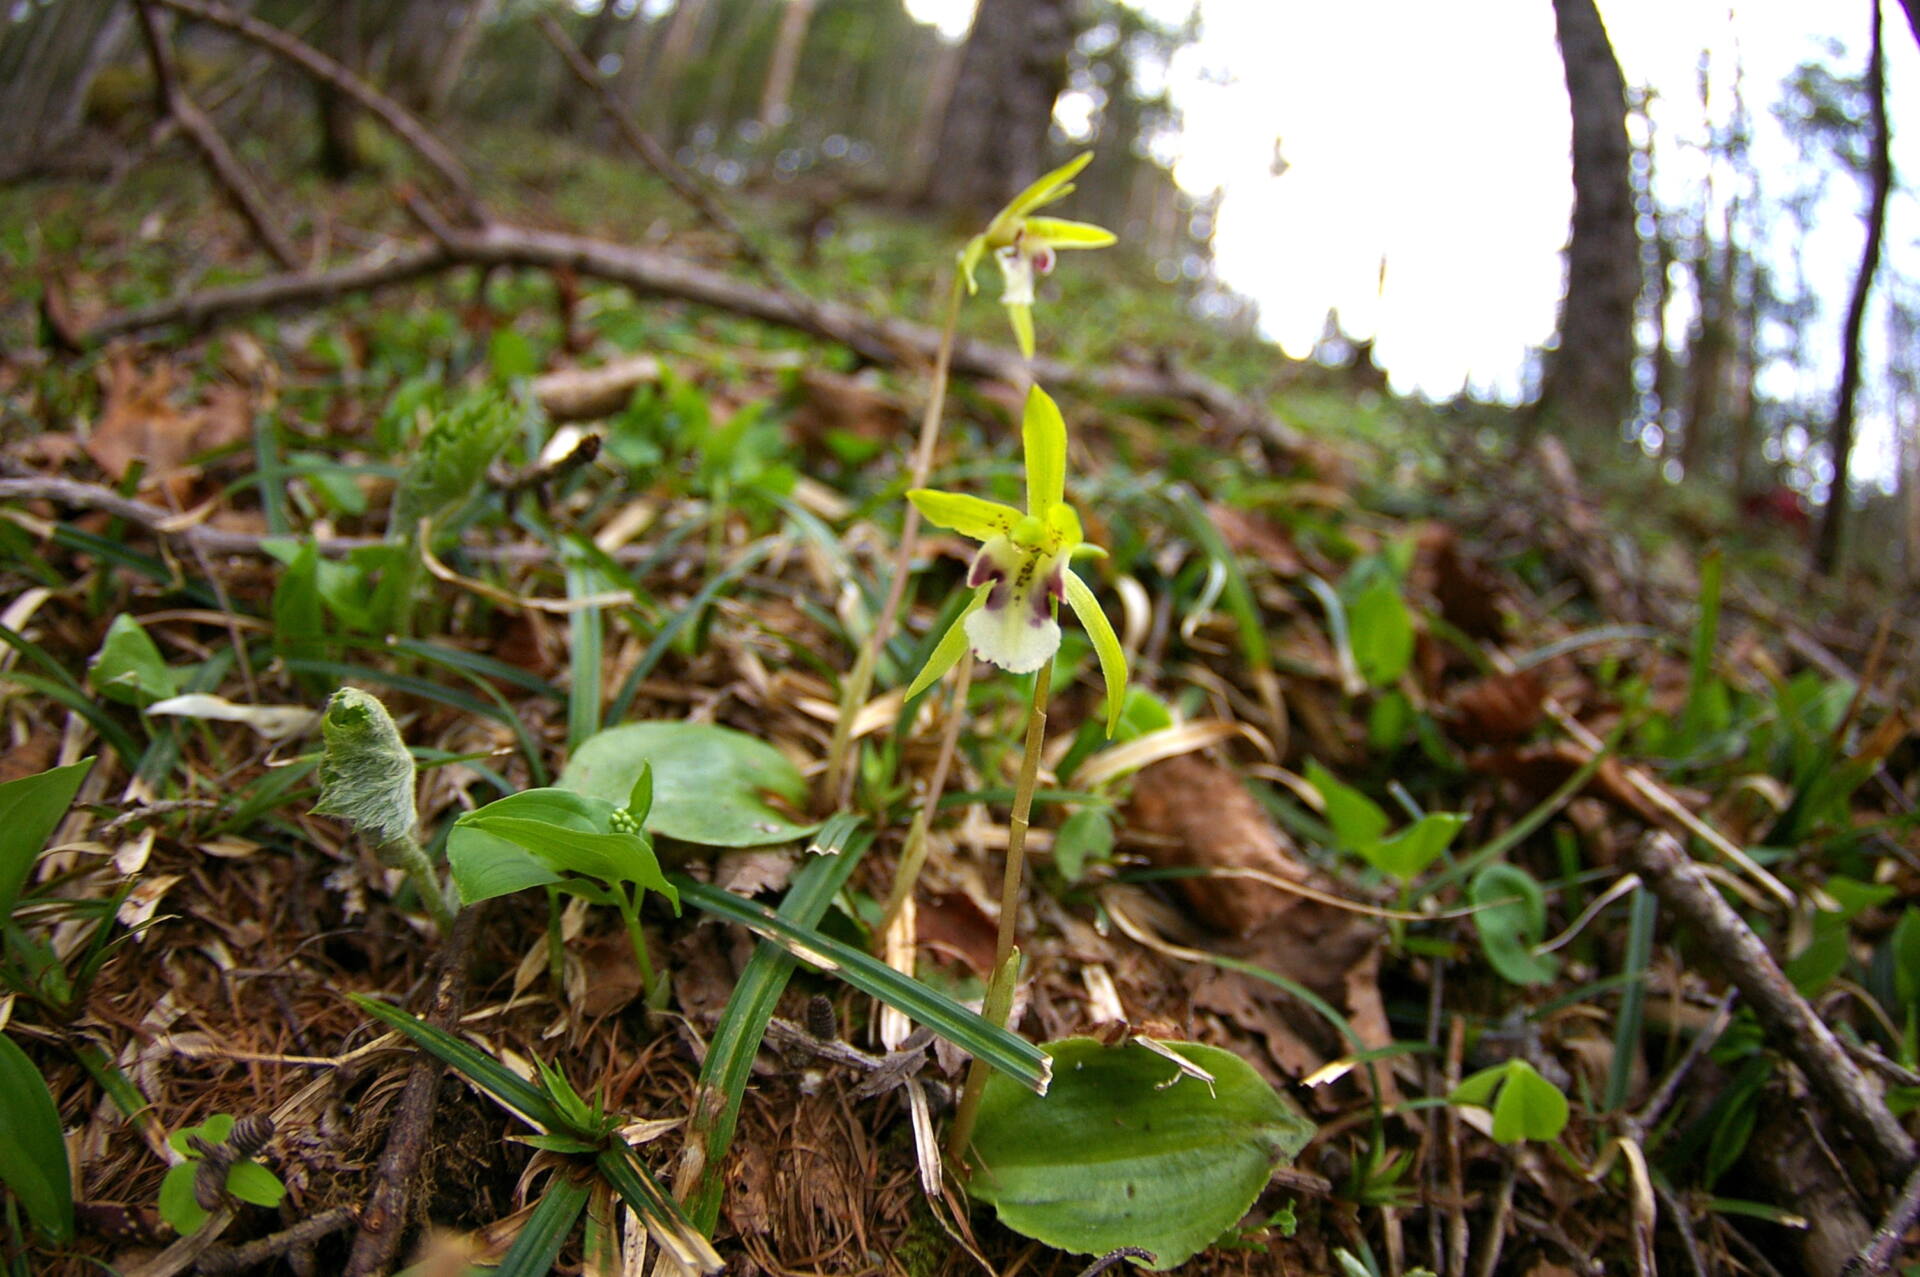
[947,658,1055,1167]
[993,659,1054,972]
[881,652,976,932]
[822,268,969,811]
[377,833,456,936]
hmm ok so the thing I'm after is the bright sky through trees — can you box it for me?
[907,0,1916,486]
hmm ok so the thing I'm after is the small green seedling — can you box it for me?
[1469,862,1560,986]
[1450,1058,1570,1144]
[1305,761,1466,884]
[158,1114,286,1236]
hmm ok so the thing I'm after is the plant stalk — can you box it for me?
[821,269,968,810]
[947,660,1054,1165]
[880,652,975,931]
[617,889,657,1000]
[377,833,457,935]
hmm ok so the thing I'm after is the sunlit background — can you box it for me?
[906,0,1915,489]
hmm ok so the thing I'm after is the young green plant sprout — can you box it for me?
[959,153,1118,359]
[913,384,1129,1161]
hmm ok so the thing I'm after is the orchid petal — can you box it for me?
[1003,152,1094,221]
[905,588,988,701]
[908,490,1022,542]
[958,235,987,296]
[1063,568,1128,737]
[1007,303,1035,360]
[1023,386,1068,515]
[965,591,1060,675]
[964,543,1066,675]
[995,247,1036,307]
[1023,217,1118,249]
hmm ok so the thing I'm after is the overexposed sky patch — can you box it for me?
[903,0,1915,485]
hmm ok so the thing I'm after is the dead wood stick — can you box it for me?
[132,0,300,270]
[537,12,803,304]
[156,0,486,224]
[343,905,480,1277]
[195,1206,356,1274]
[72,221,1304,450]
[1629,831,1916,1179]
[1848,1157,1920,1275]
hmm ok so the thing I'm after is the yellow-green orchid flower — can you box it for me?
[905,385,1129,735]
[957,153,1118,360]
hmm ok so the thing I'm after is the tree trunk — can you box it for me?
[1814,0,1891,575]
[917,0,1077,217]
[0,1,131,167]
[316,0,366,178]
[424,0,497,120]
[1539,0,1640,440]
[758,0,815,128]
[1680,235,1733,480]
[555,0,627,131]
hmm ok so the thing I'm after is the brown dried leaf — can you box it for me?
[1207,502,1303,577]
[1126,753,1312,935]
[1471,741,1667,826]
[915,891,998,978]
[1445,670,1546,745]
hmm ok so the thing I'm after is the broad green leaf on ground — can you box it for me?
[1470,863,1560,985]
[1345,574,1414,687]
[1451,1058,1569,1143]
[0,1034,73,1243]
[560,722,817,847]
[448,788,673,908]
[88,614,179,706]
[1369,811,1468,882]
[967,1038,1314,1270]
[1305,760,1390,850]
[0,757,93,920]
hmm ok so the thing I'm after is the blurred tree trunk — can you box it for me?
[0,1,131,169]
[1681,232,1733,479]
[638,0,717,136]
[555,0,628,131]
[899,34,966,197]
[424,0,497,120]
[316,0,366,178]
[1815,0,1890,574]
[1538,0,1639,440]
[758,0,815,128]
[918,0,1077,216]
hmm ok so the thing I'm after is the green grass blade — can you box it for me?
[346,994,568,1133]
[682,823,869,1230]
[674,879,1051,1094]
[494,1175,590,1277]
[1605,885,1657,1112]
[596,1144,723,1274]
[605,542,773,725]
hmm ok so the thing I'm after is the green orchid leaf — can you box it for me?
[347,994,569,1134]
[560,722,816,847]
[596,1142,724,1274]
[1023,217,1119,248]
[907,489,1021,541]
[1063,569,1128,736]
[958,235,987,294]
[968,1038,1314,1271]
[1305,761,1390,851]
[906,588,988,701]
[1053,807,1115,882]
[0,757,94,920]
[0,1034,74,1243]
[625,761,654,825]
[1347,574,1414,687]
[494,1175,591,1277]
[89,614,179,707]
[169,1113,235,1157]
[1471,863,1560,986]
[1023,385,1068,514]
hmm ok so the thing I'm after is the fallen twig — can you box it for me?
[1848,1157,1920,1275]
[156,0,486,224]
[71,220,1304,450]
[1629,831,1916,1180]
[132,0,298,270]
[343,906,481,1277]
[195,1206,357,1274]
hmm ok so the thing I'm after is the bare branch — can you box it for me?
[132,0,299,270]
[72,221,1303,451]
[156,0,487,225]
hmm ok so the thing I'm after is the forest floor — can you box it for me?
[1,119,1917,1277]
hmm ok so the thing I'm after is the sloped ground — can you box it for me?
[1,128,1917,1277]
